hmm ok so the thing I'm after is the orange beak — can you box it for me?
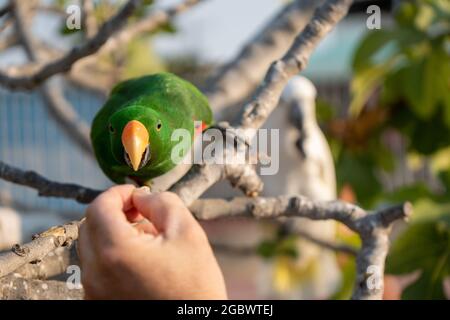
[121,120,149,171]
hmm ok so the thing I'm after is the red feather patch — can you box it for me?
[194,121,208,137]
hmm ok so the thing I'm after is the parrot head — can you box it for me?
[108,106,169,172]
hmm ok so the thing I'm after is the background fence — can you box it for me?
[0,86,109,212]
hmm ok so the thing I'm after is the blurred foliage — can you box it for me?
[330,225,361,300]
[122,38,165,79]
[257,230,331,294]
[323,0,450,299]
[386,207,450,299]
[257,231,299,260]
[271,256,319,293]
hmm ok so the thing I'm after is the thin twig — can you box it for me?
[295,229,358,256]
[0,3,11,18]
[0,161,101,203]
[0,220,81,278]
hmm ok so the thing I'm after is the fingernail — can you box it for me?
[137,186,151,194]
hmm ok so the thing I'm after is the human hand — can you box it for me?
[78,185,227,300]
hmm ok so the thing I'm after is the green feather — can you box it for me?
[91,72,212,185]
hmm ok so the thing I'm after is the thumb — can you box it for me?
[132,188,194,238]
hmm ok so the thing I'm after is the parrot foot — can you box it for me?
[142,179,154,192]
[126,176,153,191]
[246,190,259,198]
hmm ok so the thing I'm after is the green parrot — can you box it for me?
[90,72,212,185]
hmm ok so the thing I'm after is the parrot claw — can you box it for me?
[143,179,154,192]
[247,191,259,198]
[126,176,153,191]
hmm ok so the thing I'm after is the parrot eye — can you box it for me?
[108,123,115,134]
[156,121,162,131]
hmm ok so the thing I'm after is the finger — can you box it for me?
[133,219,159,236]
[125,207,145,223]
[132,190,193,238]
[85,184,137,241]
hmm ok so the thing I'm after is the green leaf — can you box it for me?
[336,151,382,207]
[431,49,450,128]
[256,236,298,260]
[401,55,439,119]
[408,108,450,155]
[122,39,165,79]
[438,169,450,198]
[444,93,450,128]
[349,57,398,117]
[386,210,450,299]
[402,270,447,300]
[257,240,278,259]
[410,199,450,223]
[382,183,434,204]
[415,3,436,31]
[330,257,356,300]
[395,2,419,27]
[371,139,396,172]
[157,22,177,34]
[316,99,336,123]
[352,30,396,71]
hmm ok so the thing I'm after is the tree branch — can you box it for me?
[0,33,17,51]
[103,0,204,53]
[0,220,81,278]
[66,0,206,94]
[0,158,411,299]
[40,81,94,155]
[295,229,358,256]
[238,0,353,131]
[191,196,412,300]
[13,246,78,280]
[0,0,141,90]
[0,185,410,300]
[0,161,100,203]
[213,229,358,257]
[0,0,205,91]
[2,0,206,154]
[188,196,409,228]
[9,0,94,155]
[169,0,353,206]
[0,274,83,300]
[0,3,10,18]
[205,0,322,118]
